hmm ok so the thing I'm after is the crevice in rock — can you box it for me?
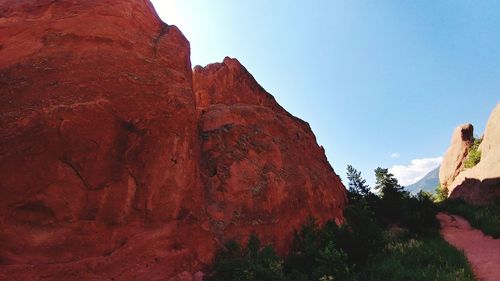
[152,23,168,59]
[103,238,128,257]
[61,158,92,190]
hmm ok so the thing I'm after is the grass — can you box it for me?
[440,199,500,238]
[209,231,476,281]
[358,233,475,281]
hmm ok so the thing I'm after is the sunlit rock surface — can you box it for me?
[440,103,500,204]
[0,0,346,279]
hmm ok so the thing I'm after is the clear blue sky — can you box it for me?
[151,0,500,186]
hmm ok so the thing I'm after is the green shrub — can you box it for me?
[400,191,439,235]
[285,219,355,281]
[358,234,475,281]
[208,166,474,281]
[335,203,385,266]
[464,138,482,168]
[434,184,448,203]
[209,234,286,281]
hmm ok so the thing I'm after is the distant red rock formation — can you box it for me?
[439,124,474,191]
[0,0,346,280]
[439,103,500,204]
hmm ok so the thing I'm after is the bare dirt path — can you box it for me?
[437,212,500,281]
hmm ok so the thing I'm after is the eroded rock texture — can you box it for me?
[0,1,346,280]
[0,0,212,279]
[440,103,500,204]
[195,58,345,254]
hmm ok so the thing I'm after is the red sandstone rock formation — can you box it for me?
[439,124,474,191]
[195,58,345,254]
[0,0,346,280]
[439,103,500,204]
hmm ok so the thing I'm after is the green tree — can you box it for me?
[373,167,409,224]
[346,165,370,198]
[434,184,448,203]
[374,167,405,196]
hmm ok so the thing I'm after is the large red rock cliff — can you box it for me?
[195,58,345,254]
[0,0,346,280]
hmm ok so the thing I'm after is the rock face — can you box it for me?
[195,58,345,254]
[439,103,500,204]
[0,1,346,280]
[439,124,474,191]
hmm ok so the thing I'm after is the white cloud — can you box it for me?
[390,153,400,158]
[389,157,443,186]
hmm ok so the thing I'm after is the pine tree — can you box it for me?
[373,167,409,224]
[346,165,370,197]
[374,167,405,197]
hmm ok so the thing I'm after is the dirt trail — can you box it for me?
[437,212,500,281]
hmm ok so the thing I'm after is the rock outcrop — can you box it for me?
[439,103,500,204]
[0,1,346,280]
[439,124,474,191]
[195,58,345,254]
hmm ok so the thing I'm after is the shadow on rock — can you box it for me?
[450,177,500,205]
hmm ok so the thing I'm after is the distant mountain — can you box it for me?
[405,166,440,194]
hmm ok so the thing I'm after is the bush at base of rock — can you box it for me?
[464,138,482,169]
[209,235,286,281]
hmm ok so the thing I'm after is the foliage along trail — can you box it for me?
[437,212,500,281]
